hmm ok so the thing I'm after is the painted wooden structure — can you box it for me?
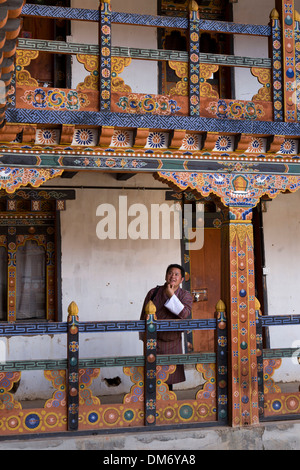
[0,300,228,434]
[0,301,300,436]
[0,0,300,434]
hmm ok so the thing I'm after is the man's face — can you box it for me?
[165,267,184,290]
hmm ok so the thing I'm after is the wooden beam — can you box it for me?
[116,173,136,181]
[61,171,78,179]
[17,38,272,68]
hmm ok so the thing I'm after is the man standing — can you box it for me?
[140,264,193,387]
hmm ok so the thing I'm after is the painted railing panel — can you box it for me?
[256,306,300,420]
[1,306,300,435]
[12,2,300,128]
[0,301,227,436]
[15,2,275,124]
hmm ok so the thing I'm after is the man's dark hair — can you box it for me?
[166,264,185,279]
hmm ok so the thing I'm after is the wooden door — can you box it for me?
[190,226,221,352]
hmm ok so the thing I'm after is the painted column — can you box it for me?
[155,170,300,426]
[188,0,200,116]
[255,299,264,419]
[271,8,284,121]
[216,299,228,424]
[144,300,157,426]
[99,0,112,112]
[294,10,300,121]
[7,226,16,322]
[221,205,259,427]
[67,301,80,431]
[276,0,297,121]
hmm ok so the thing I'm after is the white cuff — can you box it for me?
[164,295,184,315]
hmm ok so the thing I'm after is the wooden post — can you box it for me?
[188,0,200,116]
[144,300,157,426]
[271,8,284,121]
[221,205,259,427]
[7,227,16,322]
[99,0,112,112]
[216,299,228,424]
[275,0,297,121]
[67,301,79,431]
[295,10,300,121]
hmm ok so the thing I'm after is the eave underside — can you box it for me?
[0,120,300,176]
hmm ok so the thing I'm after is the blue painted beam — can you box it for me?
[22,4,271,36]
[6,108,300,137]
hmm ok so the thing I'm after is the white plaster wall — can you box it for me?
[69,0,98,89]
[59,173,181,323]
[263,191,300,383]
[232,0,274,100]
[70,0,158,93]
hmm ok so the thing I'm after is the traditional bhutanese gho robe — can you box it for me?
[140,285,193,384]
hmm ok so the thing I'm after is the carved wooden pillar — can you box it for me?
[154,169,300,426]
[67,301,79,431]
[271,8,284,121]
[144,301,157,427]
[99,0,112,112]
[221,205,259,427]
[188,0,200,116]
[275,0,297,121]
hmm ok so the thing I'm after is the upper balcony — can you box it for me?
[1,0,300,165]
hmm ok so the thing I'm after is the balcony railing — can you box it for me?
[0,300,228,436]
[13,2,277,125]
[257,310,300,421]
[0,299,300,437]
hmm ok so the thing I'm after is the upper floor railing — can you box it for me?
[12,2,281,125]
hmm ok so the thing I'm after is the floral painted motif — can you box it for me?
[0,372,22,410]
[116,94,181,115]
[0,167,63,193]
[156,171,300,212]
[214,136,234,152]
[180,133,201,151]
[246,137,267,154]
[110,130,133,148]
[72,128,98,147]
[20,88,89,111]
[207,99,265,120]
[35,129,60,146]
[278,138,298,155]
[145,132,168,149]
[21,88,47,108]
